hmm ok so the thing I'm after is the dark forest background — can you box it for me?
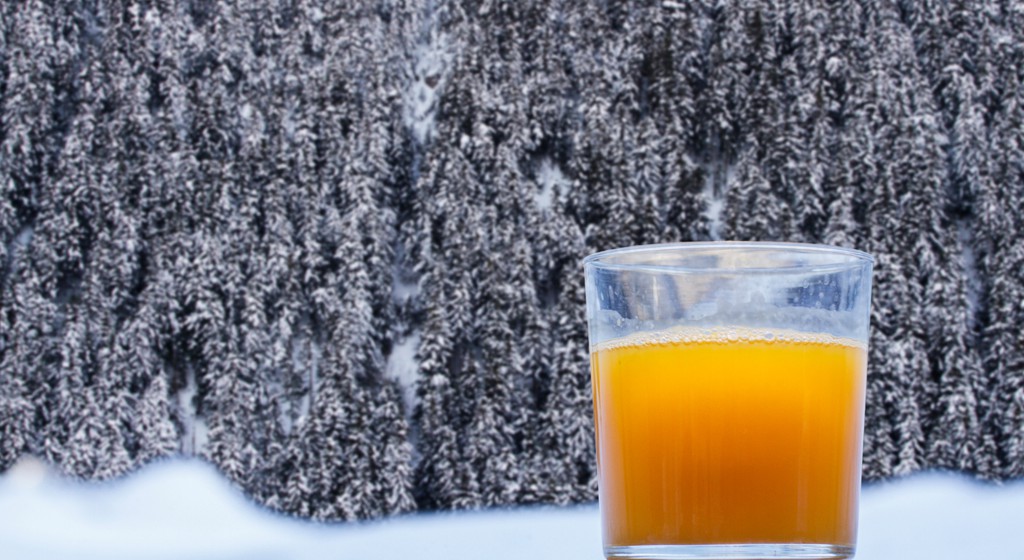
[0,0,1022,521]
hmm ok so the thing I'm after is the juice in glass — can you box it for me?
[584,242,873,559]
[591,327,866,551]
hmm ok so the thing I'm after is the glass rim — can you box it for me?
[583,241,874,275]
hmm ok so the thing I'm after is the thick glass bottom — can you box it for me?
[604,543,854,559]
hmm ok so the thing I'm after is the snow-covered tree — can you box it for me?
[722,139,793,241]
[1,0,1022,518]
[0,315,32,470]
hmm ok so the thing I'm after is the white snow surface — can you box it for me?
[177,364,206,455]
[956,217,982,330]
[385,331,421,416]
[535,158,569,211]
[702,161,732,241]
[1,457,1023,559]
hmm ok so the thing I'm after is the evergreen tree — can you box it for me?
[985,88,1024,477]
[660,146,709,242]
[30,35,113,472]
[904,0,950,104]
[202,345,259,489]
[823,81,872,251]
[414,360,479,509]
[571,100,648,250]
[0,312,31,470]
[370,380,416,515]
[412,251,480,510]
[863,217,928,480]
[869,5,991,476]
[2,0,55,228]
[857,7,941,477]
[527,213,595,503]
[464,214,525,506]
[412,196,483,510]
[134,372,179,464]
[920,78,996,472]
[722,140,792,241]
[63,384,132,480]
[702,1,751,167]
[821,124,865,250]
[302,366,371,521]
[793,115,831,243]
[860,326,900,480]
[860,136,927,478]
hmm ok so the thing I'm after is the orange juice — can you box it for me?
[591,328,866,549]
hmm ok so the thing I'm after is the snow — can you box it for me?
[535,158,568,212]
[2,457,1023,560]
[389,237,423,416]
[705,197,725,240]
[11,224,34,253]
[858,475,1024,558]
[702,162,731,240]
[403,1,455,146]
[2,225,34,277]
[385,331,421,416]
[391,265,420,303]
[177,363,206,455]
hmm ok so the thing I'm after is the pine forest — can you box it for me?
[0,0,1023,520]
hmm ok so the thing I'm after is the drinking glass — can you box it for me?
[584,242,873,560]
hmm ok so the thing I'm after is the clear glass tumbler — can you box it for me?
[585,242,873,560]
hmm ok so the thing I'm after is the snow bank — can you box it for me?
[1,457,1022,559]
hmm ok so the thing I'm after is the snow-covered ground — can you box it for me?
[1,457,1022,559]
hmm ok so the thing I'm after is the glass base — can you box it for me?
[604,543,854,559]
